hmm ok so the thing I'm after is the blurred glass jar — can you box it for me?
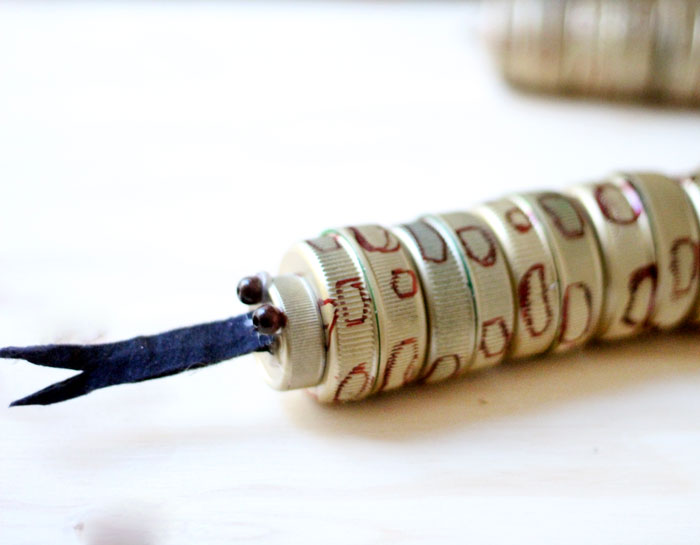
[483,0,700,104]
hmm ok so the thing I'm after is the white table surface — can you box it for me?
[1,2,700,544]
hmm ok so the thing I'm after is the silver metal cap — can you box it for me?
[255,274,326,391]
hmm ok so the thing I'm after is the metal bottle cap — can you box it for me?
[254,274,326,391]
[568,176,656,340]
[475,198,561,359]
[515,192,604,351]
[280,235,379,402]
[393,220,478,383]
[431,211,516,369]
[626,172,700,329]
[329,225,428,393]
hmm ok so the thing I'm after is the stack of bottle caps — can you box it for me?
[483,0,700,104]
[252,172,700,401]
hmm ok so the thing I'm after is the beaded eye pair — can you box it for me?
[237,275,287,335]
[3,170,698,407]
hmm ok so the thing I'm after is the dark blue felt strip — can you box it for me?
[1,312,274,406]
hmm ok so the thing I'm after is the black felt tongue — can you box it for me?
[1,312,273,406]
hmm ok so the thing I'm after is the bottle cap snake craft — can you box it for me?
[2,170,699,406]
[484,0,700,104]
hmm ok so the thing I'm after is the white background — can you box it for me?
[1,2,699,544]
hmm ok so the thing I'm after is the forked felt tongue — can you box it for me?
[1,312,273,406]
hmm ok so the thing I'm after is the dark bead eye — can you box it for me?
[237,275,264,304]
[252,304,287,334]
